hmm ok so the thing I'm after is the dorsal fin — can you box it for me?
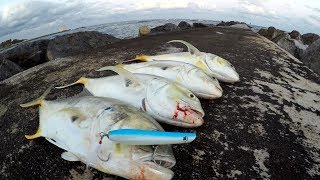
[20,85,53,108]
[97,64,141,87]
[167,40,201,56]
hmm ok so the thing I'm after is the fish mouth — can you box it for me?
[173,103,205,127]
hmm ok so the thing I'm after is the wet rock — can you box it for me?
[301,33,319,45]
[0,39,50,69]
[0,57,23,81]
[301,39,320,75]
[139,26,151,37]
[272,33,296,56]
[47,31,119,61]
[193,23,208,28]
[289,30,301,40]
[1,27,320,180]
[150,23,179,34]
[178,21,191,30]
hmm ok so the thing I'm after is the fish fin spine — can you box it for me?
[20,85,53,107]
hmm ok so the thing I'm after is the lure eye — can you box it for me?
[189,94,195,98]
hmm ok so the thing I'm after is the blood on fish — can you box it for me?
[172,102,188,119]
[139,167,146,180]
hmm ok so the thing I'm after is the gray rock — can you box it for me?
[192,23,208,28]
[0,39,50,69]
[150,23,179,34]
[217,21,252,28]
[272,33,296,55]
[258,26,284,40]
[178,21,191,30]
[0,57,23,81]
[301,39,320,75]
[301,33,319,45]
[47,31,119,61]
[289,30,301,40]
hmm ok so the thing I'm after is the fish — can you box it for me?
[117,61,223,99]
[56,66,205,128]
[20,87,176,180]
[130,40,240,83]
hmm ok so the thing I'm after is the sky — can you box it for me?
[0,0,319,42]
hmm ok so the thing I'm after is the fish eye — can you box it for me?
[189,94,195,98]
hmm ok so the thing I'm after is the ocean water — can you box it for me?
[0,19,263,53]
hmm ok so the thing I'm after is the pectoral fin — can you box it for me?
[167,40,201,56]
[61,152,80,161]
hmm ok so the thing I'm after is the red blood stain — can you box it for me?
[140,167,146,180]
[172,102,188,119]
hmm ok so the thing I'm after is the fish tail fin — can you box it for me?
[123,55,149,63]
[55,77,88,89]
[20,85,53,108]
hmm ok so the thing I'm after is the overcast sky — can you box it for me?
[0,0,319,42]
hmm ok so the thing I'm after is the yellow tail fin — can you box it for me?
[20,85,53,108]
[55,77,88,89]
[123,55,149,63]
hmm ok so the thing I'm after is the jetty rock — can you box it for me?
[0,27,319,179]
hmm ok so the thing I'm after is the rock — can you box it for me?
[138,26,151,37]
[0,39,50,69]
[301,39,320,75]
[229,23,250,29]
[178,21,191,30]
[258,26,284,40]
[289,30,301,40]
[292,39,308,59]
[46,31,119,61]
[1,27,320,179]
[192,23,208,28]
[272,33,296,55]
[216,21,239,26]
[150,23,179,34]
[0,57,23,81]
[301,33,319,45]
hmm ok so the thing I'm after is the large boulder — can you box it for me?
[192,23,208,28]
[272,33,296,55]
[0,39,50,69]
[1,27,320,179]
[301,33,319,45]
[258,26,284,40]
[178,21,191,30]
[47,31,119,61]
[301,39,320,75]
[229,23,250,29]
[289,30,301,41]
[150,23,179,34]
[0,57,23,81]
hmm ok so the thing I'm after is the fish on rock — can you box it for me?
[130,40,240,83]
[20,87,176,180]
[56,66,205,128]
[117,61,223,99]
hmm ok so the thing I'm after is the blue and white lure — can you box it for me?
[103,129,197,145]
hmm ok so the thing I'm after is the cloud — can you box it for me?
[0,0,319,42]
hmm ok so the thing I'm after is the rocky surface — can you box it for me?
[271,33,296,55]
[301,39,320,75]
[258,27,284,40]
[178,21,191,30]
[301,33,320,45]
[138,26,151,37]
[0,57,23,81]
[1,27,320,179]
[150,23,179,34]
[192,23,208,28]
[47,31,119,61]
[290,30,301,40]
[0,39,50,69]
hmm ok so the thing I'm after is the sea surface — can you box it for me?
[0,19,263,53]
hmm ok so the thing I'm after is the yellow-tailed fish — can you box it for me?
[117,61,222,99]
[20,87,175,180]
[56,66,204,128]
[131,40,240,83]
